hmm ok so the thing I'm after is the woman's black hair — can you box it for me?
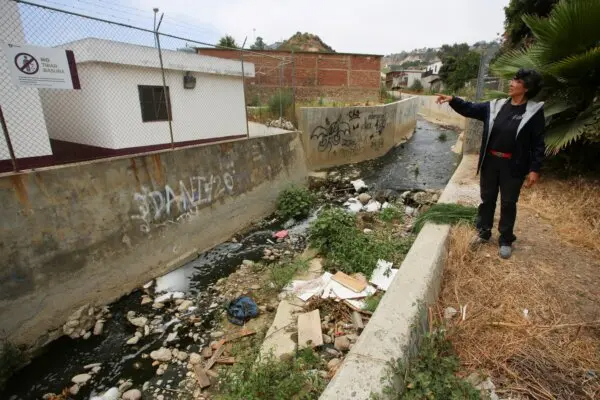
[514,68,542,99]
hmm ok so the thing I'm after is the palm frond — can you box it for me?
[545,101,600,154]
[523,0,600,64]
[544,46,600,83]
[490,48,538,79]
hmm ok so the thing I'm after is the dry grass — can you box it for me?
[520,176,600,254]
[439,216,600,399]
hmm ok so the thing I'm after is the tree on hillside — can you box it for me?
[250,36,266,50]
[437,43,471,60]
[438,44,480,92]
[492,0,600,154]
[218,35,238,48]
[504,0,560,48]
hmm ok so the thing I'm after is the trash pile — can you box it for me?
[287,259,399,377]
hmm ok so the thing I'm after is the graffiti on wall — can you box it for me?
[310,108,388,155]
[131,170,236,233]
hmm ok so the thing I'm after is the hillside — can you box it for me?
[277,32,335,53]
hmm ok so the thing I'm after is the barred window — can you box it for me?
[138,85,171,122]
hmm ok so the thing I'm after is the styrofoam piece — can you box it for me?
[322,280,376,299]
[350,179,367,192]
[344,198,363,213]
[369,259,397,291]
[363,200,382,212]
[287,272,333,302]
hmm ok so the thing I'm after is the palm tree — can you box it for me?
[491,0,600,154]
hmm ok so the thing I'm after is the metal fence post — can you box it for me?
[291,51,296,126]
[0,106,18,172]
[279,61,283,120]
[240,50,250,138]
[154,15,175,150]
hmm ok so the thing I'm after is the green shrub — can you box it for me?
[276,185,315,221]
[308,207,356,251]
[413,203,477,233]
[409,79,423,91]
[380,205,404,223]
[268,89,294,118]
[400,330,480,399]
[217,352,326,400]
[309,207,413,276]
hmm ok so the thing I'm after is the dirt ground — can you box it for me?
[438,174,600,400]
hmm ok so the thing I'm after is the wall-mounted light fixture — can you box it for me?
[183,71,196,89]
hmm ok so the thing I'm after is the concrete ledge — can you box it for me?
[320,155,480,399]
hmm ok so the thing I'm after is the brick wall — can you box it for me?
[197,48,382,103]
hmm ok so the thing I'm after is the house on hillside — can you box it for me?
[197,48,383,103]
[426,61,443,75]
[385,66,424,89]
[36,38,255,162]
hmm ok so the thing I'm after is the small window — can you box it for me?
[138,85,172,122]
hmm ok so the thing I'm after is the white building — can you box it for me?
[0,0,53,168]
[40,38,255,153]
[426,61,443,75]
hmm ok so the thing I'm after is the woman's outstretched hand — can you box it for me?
[436,94,453,104]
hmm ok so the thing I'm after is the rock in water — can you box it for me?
[334,336,351,352]
[90,387,119,400]
[122,389,142,400]
[176,351,188,361]
[71,373,92,384]
[150,347,172,362]
[93,320,104,336]
[128,316,148,328]
[126,336,139,345]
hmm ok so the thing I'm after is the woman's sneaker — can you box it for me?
[499,245,512,259]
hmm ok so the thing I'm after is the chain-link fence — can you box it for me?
[0,0,294,172]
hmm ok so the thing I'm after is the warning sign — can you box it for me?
[2,43,80,89]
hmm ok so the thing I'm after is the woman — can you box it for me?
[436,69,545,259]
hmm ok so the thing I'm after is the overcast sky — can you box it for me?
[25,0,509,54]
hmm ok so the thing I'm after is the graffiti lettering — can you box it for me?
[348,109,360,120]
[131,172,235,233]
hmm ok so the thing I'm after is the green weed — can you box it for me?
[438,132,448,142]
[380,206,404,223]
[268,89,294,118]
[276,185,316,221]
[217,351,326,400]
[401,330,480,399]
[309,208,414,277]
[364,294,381,313]
[269,258,310,291]
[413,203,477,233]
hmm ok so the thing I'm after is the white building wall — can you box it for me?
[406,71,423,88]
[39,63,117,148]
[0,0,52,160]
[40,62,249,149]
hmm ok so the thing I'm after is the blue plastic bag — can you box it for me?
[227,296,258,326]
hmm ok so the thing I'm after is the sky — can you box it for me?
[20,0,510,54]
